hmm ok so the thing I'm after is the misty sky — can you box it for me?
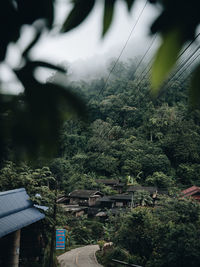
[33,0,159,64]
[1,0,160,93]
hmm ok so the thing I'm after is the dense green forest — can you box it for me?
[48,59,200,193]
[1,59,200,266]
[1,0,200,266]
[55,59,200,267]
[97,197,200,267]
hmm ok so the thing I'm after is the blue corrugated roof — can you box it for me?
[0,188,45,238]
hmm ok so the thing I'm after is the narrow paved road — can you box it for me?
[57,245,103,267]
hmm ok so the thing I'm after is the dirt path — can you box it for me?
[57,244,103,267]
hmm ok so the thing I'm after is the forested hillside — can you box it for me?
[50,59,200,193]
[1,59,200,267]
[1,0,200,266]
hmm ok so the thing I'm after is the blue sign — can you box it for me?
[56,229,66,249]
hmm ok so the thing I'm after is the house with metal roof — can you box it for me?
[68,189,103,206]
[109,194,132,208]
[95,179,119,186]
[0,188,45,238]
[127,186,158,198]
[181,186,200,201]
[97,196,115,209]
[95,179,125,193]
[0,188,45,267]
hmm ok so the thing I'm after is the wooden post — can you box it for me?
[49,200,57,267]
[49,186,58,267]
[8,230,21,267]
[131,192,134,209]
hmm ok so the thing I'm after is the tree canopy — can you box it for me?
[0,0,200,160]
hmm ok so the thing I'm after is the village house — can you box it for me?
[109,194,132,208]
[56,194,70,205]
[0,188,45,267]
[96,179,125,194]
[181,186,200,201]
[68,189,103,206]
[64,186,168,218]
[97,196,114,209]
[60,204,88,217]
[127,186,158,198]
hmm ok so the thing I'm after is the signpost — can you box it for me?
[56,229,66,250]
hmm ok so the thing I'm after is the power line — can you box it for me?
[98,0,148,97]
[157,33,200,92]
[155,43,200,99]
[137,57,153,82]
[89,1,149,164]
[132,33,200,111]
[97,38,200,173]
[136,58,153,89]
[132,33,157,78]
[135,45,156,89]
[91,1,150,156]
[181,72,192,85]
[160,50,200,95]
[130,32,200,101]
[168,42,200,84]
[179,32,200,58]
[92,14,200,165]
[123,34,157,94]
[172,51,200,83]
[136,31,200,93]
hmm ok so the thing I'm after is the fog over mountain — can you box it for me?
[68,34,160,82]
[40,0,159,82]
[1,0,160,93]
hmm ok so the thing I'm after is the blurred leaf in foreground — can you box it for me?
[102,0,115,37]
[151,28,184,95]
[62,0,95,33]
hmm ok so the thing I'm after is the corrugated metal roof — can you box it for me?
[181,186,200,196]
[96,179,119,185]
[0,188,45,238]
[69,190,103,198]
[99,196,113,202]
[127,186,157,193]
[110,194,132,201]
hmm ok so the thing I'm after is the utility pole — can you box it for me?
[131,191,134,209]
[8,230,21,267]
[49,183,58,267]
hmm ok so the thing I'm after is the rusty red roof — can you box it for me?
[181,186,200,197]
